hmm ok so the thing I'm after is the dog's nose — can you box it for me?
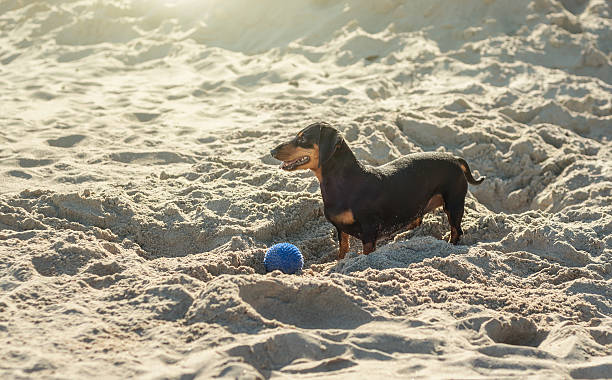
[270,147,279,158]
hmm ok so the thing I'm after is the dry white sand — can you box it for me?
[1,0,611,378]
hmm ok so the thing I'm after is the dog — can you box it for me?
[270,121,485,259]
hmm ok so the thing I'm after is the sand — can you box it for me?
[1,0,611,378]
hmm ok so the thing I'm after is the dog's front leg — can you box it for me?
[336,227,349,259]
[360,225,378,255]
[362,241,376,255]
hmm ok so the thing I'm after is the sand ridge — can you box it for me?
[1,0,611,378]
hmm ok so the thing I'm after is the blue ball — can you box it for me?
[264,243,304,274]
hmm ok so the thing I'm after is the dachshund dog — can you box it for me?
[270,121,485,259]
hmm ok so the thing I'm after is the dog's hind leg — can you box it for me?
[443,194,465,245]
[445,207,464,244]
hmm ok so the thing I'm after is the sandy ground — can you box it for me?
[1,0,611,378]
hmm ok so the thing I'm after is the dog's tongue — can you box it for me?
[279,156,309,170]
[280,158,298,169]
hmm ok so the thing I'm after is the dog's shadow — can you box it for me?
[331,235,470,275]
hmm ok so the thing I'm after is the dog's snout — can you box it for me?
[271,143,290,159]
[270,146,279,158]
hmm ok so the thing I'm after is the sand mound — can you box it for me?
[1,0,611,378]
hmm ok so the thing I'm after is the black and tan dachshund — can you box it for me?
[270,121,485,259]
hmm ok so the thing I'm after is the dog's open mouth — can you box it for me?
[280,156,309,171]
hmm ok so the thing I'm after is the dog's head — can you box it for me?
[270,121,342,171]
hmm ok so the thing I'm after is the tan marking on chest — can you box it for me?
[330,210,355,225]
[311,168,322,182]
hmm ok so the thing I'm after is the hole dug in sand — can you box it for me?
[239,280,373,330]
[482,316,547,347]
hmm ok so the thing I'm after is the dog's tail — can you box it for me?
[456,157,485,185]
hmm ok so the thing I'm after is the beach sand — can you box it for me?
[1,0,611,378]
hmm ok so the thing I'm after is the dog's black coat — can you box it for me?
[271,122,485,256]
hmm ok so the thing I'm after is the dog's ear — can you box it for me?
[318,125,342,168]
